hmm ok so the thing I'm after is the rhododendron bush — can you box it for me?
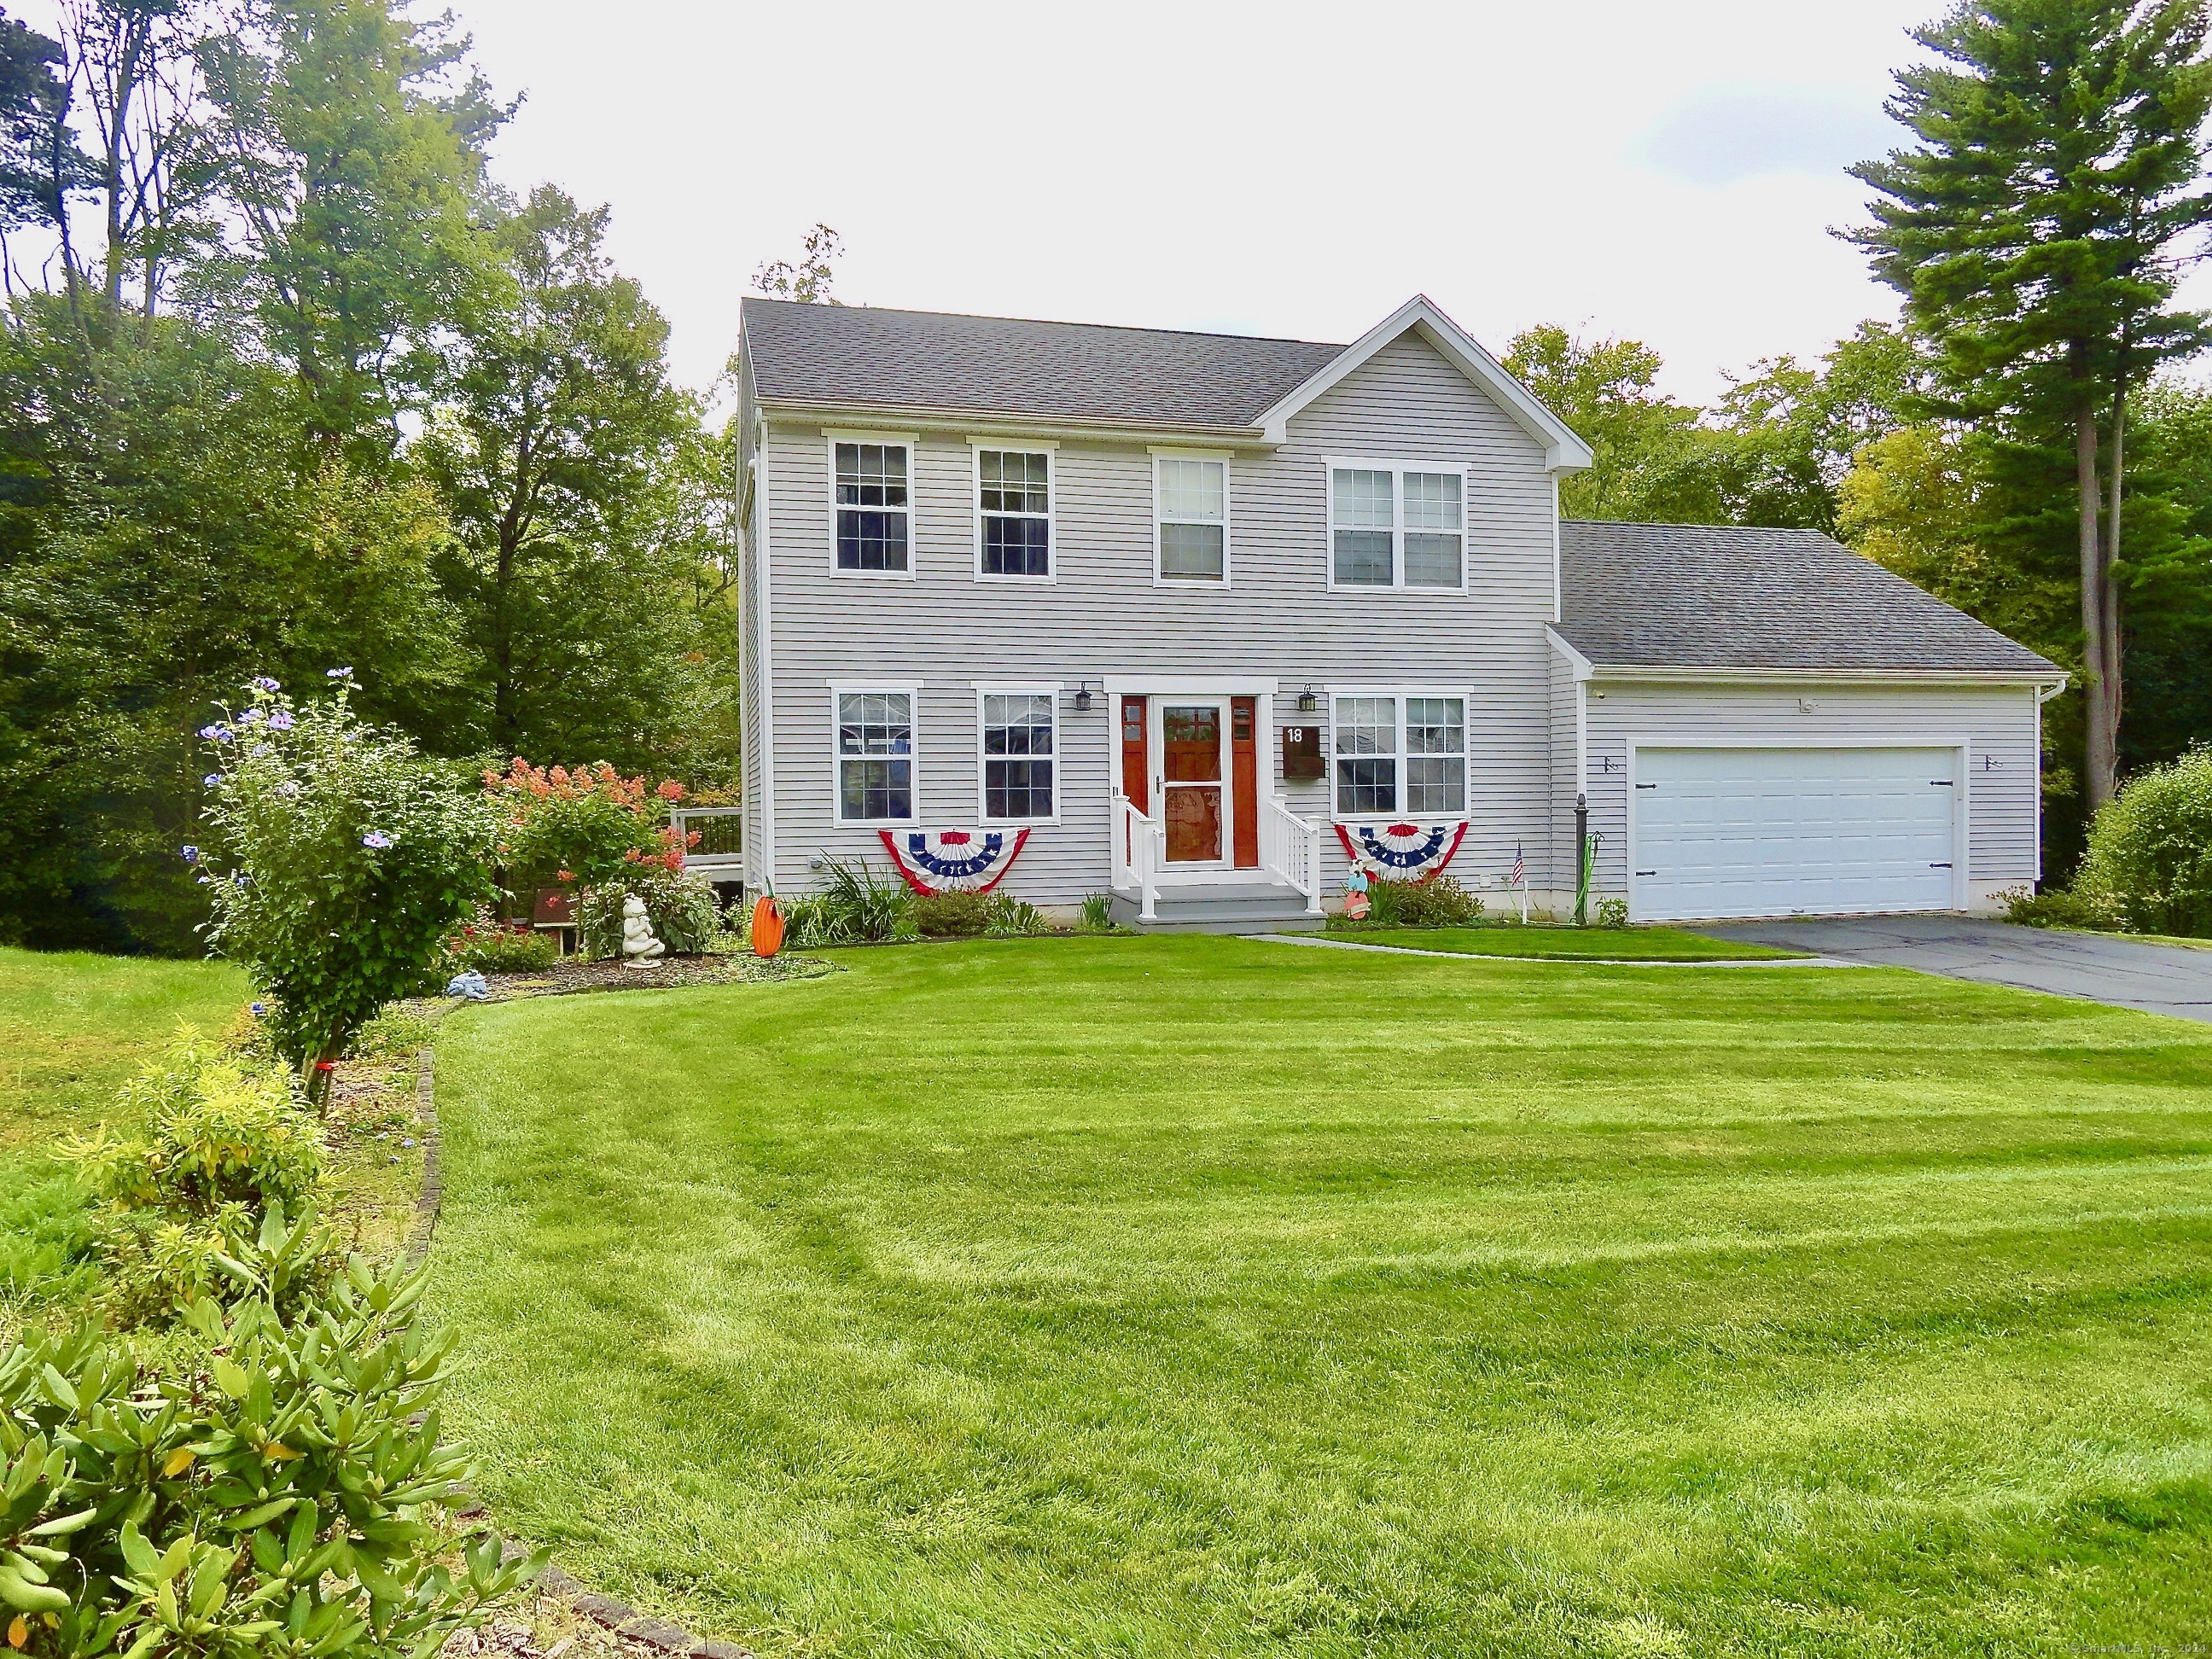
[484,760,696,892]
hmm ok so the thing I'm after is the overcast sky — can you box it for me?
[445,0,1937,401]
[24,0,1967,400]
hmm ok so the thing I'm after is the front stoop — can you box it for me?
[1111,880,1324,934]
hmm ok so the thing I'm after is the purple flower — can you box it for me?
[250,743,270,757]
[249,1002,265,1016]
[238,708,263,725]
[203,773,223,787]
[276,781,300,798]
[268,710,295,731]
[233,874,252,888]
[251,676,281,692]
[327,666,353,679]
[362,831,393,849]
[196,724,230,742]
[180,845,199,864]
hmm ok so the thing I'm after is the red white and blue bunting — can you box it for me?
[1335,821,1469,882]
[879,828,1031,895]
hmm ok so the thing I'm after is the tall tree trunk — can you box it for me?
[2102,380,2126,787]
[2077,398,2118,808]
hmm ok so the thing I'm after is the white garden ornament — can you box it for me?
[620,894,665,963]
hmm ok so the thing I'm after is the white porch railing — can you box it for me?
[1109,791,1163,922]
[670,806,743,870]
[1260,795,1324,915]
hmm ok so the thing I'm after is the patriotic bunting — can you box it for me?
[1335,821,1470,882]
[879,827,1031,894]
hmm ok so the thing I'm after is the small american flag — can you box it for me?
[1511,843,1525,888]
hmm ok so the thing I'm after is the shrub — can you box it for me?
[984,894,1049,936]
[2000,885,2116,931]
[784,858,916,946]
[1367,874,1485,928]
[2075,748,2212,937]
[0,1208,543,1659]
[59,1033,332,1325]
[576,868,720,958]
[197,674,497,1103]
[913,891,992,937]
[1078,892,1115,933]
[448,924,559,974]
[484,759,693,893]
[1593,896,1630,929]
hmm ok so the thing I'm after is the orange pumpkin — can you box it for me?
[749,894,785,958]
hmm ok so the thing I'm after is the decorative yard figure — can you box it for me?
[1342,856,1376,922]
[620,894,666,963]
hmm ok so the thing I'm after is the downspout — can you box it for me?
[754,413,777,897]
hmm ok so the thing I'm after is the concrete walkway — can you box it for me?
[1249,934,1854,969]
[1695,914,2212,1023]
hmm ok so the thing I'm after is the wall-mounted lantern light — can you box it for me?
[1297,687,1318,713]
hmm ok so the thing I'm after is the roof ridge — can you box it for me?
[738,294,1345,352]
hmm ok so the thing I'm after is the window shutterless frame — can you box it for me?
[969,439,1057,582]
[1324,457,1471,593]
[825,431,919,579]
[1328,687,1471,821]
[830,680,922,825]
[1150,447,1232,586]
[975,683,1062,824]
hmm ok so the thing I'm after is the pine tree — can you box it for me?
[1850,0,2212,807]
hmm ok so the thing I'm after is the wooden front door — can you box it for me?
[1120,696,1148,812]
[1231,696,1259,868]
[1160,702,1225,863]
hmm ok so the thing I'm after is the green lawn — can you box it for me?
[1334,924,1804,960]
[0,946,247,1301]
[427,936,2212,1657]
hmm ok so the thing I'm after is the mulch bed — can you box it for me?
[463,952,835,1002]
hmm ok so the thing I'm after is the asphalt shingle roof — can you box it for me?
[740,298,1345,428]
[1557,521,2061,676]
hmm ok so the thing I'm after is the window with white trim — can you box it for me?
[1333,694,1467,817]
[1329,463,1465,589]
[1155,456,1227,581]
[977,449,1051,577]
[835,443,910,571]
[835,690,914,821]
[980,691,1055,821]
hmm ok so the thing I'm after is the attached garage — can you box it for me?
[1628,745,1961,923]
[1551,523,2069,923]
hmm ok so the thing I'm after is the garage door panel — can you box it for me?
[1633,747,1957,922]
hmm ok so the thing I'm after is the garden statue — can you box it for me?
[620,894,666,963]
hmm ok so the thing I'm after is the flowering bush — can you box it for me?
[196,674,497,1102]
[576,868,719,958]
[484,760,694,894]
[440,908,561,974]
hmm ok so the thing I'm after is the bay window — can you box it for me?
[1327,461,1467,590]
[1333,692,1469,818]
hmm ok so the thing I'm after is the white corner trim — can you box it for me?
[1252,294,1595,472]
[1545,626,1595,680]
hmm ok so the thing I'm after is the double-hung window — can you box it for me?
[1155,453,1228,582]
[976,447,1052,578]
[1332,693,1468,818]
[835,689,915,822]
[834,440,911,572]
[979,690,1056,822]
[1327,462,1466,590]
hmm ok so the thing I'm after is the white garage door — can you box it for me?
[1631,747,1959,923]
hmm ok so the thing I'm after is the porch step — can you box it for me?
[1111,882,1324,934]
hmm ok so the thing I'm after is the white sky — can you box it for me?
[26,0,1967,401]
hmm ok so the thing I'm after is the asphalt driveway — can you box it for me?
[1696,913,2212,1023]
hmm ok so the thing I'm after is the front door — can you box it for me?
[1159,701,1225,864]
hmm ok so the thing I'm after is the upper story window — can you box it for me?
[976,447,1052,578]
[1155,453,1228,583]
[834,441,911,573]
[1328,462,1466,591]
[1332,692,1468,818]
[835,688,915,822]
[980,689,1057,822]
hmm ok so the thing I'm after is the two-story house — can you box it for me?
[732,294,2064,928]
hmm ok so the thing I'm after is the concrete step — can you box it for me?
[1111,886,1324,934]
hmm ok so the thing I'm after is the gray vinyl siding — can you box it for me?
[755,329,1560,904]
[1566,682,2044,895]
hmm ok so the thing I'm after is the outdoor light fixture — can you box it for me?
[1073,688,1094,712]
[1297,687,1318,713]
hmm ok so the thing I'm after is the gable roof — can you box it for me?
[741,298,1343,432]
[1556,521,2063,678]
[1250,294,1592,470]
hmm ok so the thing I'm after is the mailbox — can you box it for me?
[1281,723,1324,781]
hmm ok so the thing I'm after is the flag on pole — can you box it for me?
[1512,842,1528,923]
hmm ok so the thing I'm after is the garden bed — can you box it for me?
[457,952,835,1001]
